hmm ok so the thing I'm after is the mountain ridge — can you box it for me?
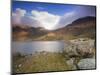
[12,16,96,41]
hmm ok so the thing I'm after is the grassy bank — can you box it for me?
[13,52,73,73]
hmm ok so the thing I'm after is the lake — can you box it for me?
[12,41,65,54]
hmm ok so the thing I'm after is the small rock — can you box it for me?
[66,58,75,65]
[66,58,77,70]
[18,64,22,68]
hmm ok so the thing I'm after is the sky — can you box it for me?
[12,1,96,30]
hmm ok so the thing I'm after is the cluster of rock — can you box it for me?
[64,38,95,58]
[63,38,96,70]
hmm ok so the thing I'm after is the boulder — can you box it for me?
[64,42,79,57]
[77,58,96,69]
[64,38,95,58]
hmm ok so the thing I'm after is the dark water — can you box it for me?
[12,41,65,54]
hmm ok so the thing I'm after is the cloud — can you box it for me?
[31,10,60,29]
[12,8,41,27]
[12,8,60,30]
[21,16,42,27]
[15,8,26,16]
[12,8,26,25]
[12,8,26,17]
[58,11,75,28]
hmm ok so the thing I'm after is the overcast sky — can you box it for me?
[12,1,96,30]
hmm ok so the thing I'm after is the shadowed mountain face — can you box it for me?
[12,25,49,41]
[54,16,96,39]
[12,16,96,41]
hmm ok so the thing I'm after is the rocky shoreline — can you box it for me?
[63,38,96,70]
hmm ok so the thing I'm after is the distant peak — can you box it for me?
[72,16,96,24]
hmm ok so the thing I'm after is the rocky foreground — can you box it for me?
[64,38,96,70]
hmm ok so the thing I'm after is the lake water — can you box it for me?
[12,41,65,54]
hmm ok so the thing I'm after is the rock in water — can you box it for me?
[77,58,96,69]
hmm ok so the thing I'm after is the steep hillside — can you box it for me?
[54,16,96,39]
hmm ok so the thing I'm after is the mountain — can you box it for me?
[12,25,49,41]
[54,16,96,39]
[12,16,96,41]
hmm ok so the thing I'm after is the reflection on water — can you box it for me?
[12,41,65,54]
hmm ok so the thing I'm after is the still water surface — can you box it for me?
[12,41,65,54]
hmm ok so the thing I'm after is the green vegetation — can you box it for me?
[13,52,74,73]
